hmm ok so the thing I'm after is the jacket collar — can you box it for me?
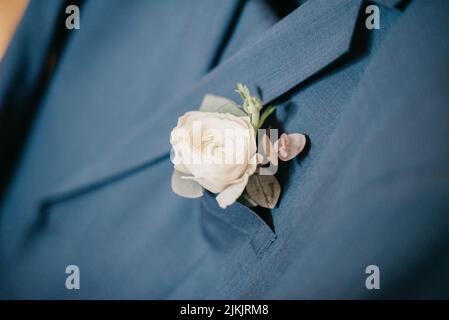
[47,0,364,201]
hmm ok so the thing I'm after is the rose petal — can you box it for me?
[254,153,264,165]
[171,170,204,198]
[277,133,306,161]
[261,133,278,166]
[216,176,249,209]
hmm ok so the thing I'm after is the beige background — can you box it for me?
[0,0,29,61]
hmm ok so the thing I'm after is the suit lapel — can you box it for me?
[375,0,404,8]
[47,0,363,200]
[0,0,75,199]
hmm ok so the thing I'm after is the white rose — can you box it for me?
[170,111,259,208]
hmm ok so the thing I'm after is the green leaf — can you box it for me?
[199,94,247,117]
[216,103,247,117]
[257,105,276,128]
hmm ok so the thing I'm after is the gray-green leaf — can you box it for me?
[245,174,281,209]
[199,94,247,117]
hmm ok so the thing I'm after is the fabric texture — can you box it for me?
[0,0,448,299]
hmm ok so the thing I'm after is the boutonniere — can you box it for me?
[170,84,307,209]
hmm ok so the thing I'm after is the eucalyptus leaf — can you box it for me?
[216,103,247,117]
[277,133,307,161]
[245,174,281,209]
[199,94,247,117]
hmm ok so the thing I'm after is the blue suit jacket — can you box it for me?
[1,0,448,299]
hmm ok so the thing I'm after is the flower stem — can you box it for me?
[257,105,276,128]
[251,112,260,130]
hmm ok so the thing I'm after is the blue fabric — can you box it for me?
[0,0,67,199]
[0,0,448,299]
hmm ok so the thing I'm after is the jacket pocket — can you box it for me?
[200,191,276,257]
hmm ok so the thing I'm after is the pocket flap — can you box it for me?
[201,191,276,257]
